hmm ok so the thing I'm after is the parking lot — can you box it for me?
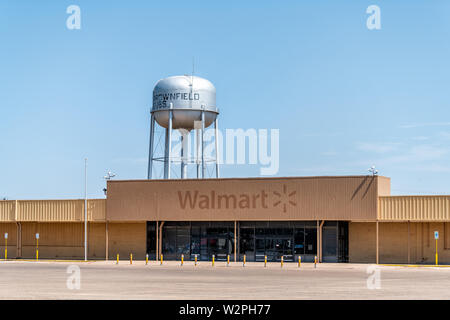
[1,260,450,299]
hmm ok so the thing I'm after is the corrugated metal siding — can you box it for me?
[22,222,84,246]
[379,196,450,221]
[0,199,106,222]
[0,223,17,244]
[0,201,15,221]
[17,200,84,222]
[88,199,106,221]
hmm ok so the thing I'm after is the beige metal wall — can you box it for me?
[349,222,450,264]
[5,175,450,263]
[18,200,84,222]
[379,196,450,221]
[0,199,150,260]
[17,222,106,259]
[0,222,18,258]
[107,222,146,260]
[107,176,384,221]
[0,201,15,221]
[0,199,106,222]
[377,176,391,196]
[349,222,376,263]
[0,221,143,260]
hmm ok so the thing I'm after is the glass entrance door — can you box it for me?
[322,222,338,262]
[193,226,234,261]
[254,237,294,262]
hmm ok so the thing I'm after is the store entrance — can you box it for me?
[255,237,293,262]
[184,222,235,261]
[322,221,349,262]
[197,227,233,261]
[148,221,347,263]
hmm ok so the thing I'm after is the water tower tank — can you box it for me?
[152,75,219,130]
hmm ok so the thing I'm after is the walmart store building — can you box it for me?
[1,175,450,264]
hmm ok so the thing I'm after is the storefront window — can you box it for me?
[146,222,157,259]
[305,227,317,255]
[294,228,305,254]
[240,228,255,261]
[176,226,190,257]
[155,221,330,262]
[162,227,177,259]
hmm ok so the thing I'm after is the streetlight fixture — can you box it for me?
[368,165,379,176]
[103,171,116,180]
[103,171,116,196]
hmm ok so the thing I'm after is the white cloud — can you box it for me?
[439,131,450,140]
[400,122,450,129]
[408,145,447,160]
[412,164,450,173]
[112,157,147,165]
[411,136,429,141]
[356,142,400,154]
[300,132,343,137]
[355,145,449,167]
[321,151,338,156]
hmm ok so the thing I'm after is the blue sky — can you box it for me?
[1,0,450,199]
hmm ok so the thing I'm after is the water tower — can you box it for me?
[147,75,220,179]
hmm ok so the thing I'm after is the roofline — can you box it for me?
[0,198,105,202]
[379,195,450,198]
[108,175,390,183]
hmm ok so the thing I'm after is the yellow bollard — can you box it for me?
[281,256,284,268]
[243,254,246,267]
[146,254,148,265]
[314,256,317,268]
[36,238,39,261]
[130,253,133,265]
[181,254,184,266]
[195,254,198,266]
[160,254,163,265]
[116,254,119,264]
[436,238,438,266]
[227,255,230,267]
[298,256,301,268]
[212,255,215,267]
[264,255,267,267]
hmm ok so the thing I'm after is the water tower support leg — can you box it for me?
[164,105,173,179]
[167,108,173,179]
[164,128,169,179]
[201,110,205,178]
[147,113,155,179]
[181,131,188,179]
[214,118,220,178]
[196,129,201,178]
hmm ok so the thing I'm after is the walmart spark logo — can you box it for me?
[273,185,297,213]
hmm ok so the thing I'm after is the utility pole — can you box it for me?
[84,158,88,261]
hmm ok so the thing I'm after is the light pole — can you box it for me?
[103,170,115,262]
[84,158,88,262]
